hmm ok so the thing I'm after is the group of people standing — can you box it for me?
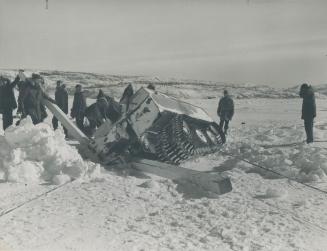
[0,70,55,130]
[43,80,126,137]
[0,70,128,136]
[0,70,318,144]
[216,83,317,144]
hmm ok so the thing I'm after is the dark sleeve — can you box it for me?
[64,92,69,113]
[71,95,77,115]
[82,95,87,110]
[10,76,20,88]
[217,99,222,116]
[230,99,234,117]
[55,91,60,103]
[313,97,316,118]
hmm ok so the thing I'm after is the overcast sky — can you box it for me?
[1,0,327,87]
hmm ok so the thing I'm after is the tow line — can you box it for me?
[0,180,74,219]
[219,150,327,196]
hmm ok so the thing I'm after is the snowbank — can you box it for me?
[224,123,327,182]
[0,117,97,184]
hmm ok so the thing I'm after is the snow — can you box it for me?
[0,70,327,250]
[0,117,90,184]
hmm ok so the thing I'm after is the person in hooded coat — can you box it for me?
[52,81,69,135]
[300,83,316,143]
[217,90,234,135]
[0,76,18,130]
[71,84,87,131]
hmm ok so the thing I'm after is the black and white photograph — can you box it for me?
[1,0,327,250]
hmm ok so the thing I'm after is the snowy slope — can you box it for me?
[0,70,327,250]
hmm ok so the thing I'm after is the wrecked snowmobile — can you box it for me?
[43,87,231,196]
[89,87,226,165]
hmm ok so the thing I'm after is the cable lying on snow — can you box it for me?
[219,150,327,196]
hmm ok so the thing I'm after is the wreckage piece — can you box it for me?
[43,100,99,162]
[90,87,226,165]
[131,159,232,196]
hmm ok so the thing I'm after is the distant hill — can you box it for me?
[286,84,327,98]
[0,69,325,100]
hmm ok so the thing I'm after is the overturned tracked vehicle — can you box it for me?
[43,86,231,195]
[89,87,225,165]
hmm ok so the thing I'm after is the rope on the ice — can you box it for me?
[260,140,327,148]
[255,197,327,232]
[259,141,305,149]
[0,180,73,219]
[201,150,327,240]
[219,150,327,196]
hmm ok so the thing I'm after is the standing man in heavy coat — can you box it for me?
[71,84,86,131]
[16,69,28,116]
[217,90,234,135]
[52,81,69,135]
[0,76,18,130]
[300,83,316,143]
[22,74,55,125]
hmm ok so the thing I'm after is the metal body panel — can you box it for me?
[131,88,214,122]
[129,97,160,137]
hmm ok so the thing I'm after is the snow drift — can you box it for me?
[0,117,99,184]
[224,123,327,183]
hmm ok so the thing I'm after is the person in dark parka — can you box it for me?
[84,91,122,137]
[0,76,18,130]
[22,74,55,125]
[52,81,69,135]
[97,89,105,100]
[71,84,87,131]
[106,96,122,123]
[119,83,134,111]
[217,90,234,135]
[97,89,121,122]
[300,83,316,143]
[84,99,106,137]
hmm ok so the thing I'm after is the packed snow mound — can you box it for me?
[0,117,92,184]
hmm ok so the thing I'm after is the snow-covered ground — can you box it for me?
[1,70,327,250]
